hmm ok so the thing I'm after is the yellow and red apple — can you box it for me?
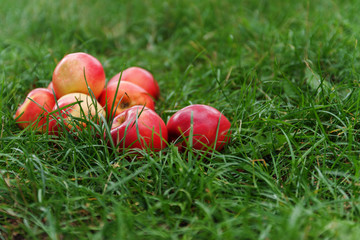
[99,81,155,119]
[14,88,56,132]
[48,93,106,135]
[47,82,54,91]
[52,52,106,99]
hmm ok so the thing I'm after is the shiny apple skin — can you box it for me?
[109,106,168,152]
[48,93,106,135]
[47,82,53,91]
[166,104,231,151]
[99,81,155,119]
[14,88,56,132]
[52,52,106,99]
[108,67,160,100]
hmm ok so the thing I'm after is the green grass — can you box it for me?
[2,0,360,239]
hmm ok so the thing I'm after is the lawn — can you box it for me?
[2,0,360,239]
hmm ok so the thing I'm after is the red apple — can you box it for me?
[14,88,56,132]
[109,105,168,152]
[47,82,53,91]
[108,67,160,100]
[166,104,231,152]
[49,93,106,135]
[99,81,155,119]
[52,52,106,99]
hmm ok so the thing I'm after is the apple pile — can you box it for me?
[14,52,231,154]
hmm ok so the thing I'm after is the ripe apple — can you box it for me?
[109,105,168,152]
[166,104,231,152]
[48,92,106,135]
[52,52,106,99]
[47,82,53,91]
[14,88,56,132]
[108,67,160,100]
[99,81,155,119]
